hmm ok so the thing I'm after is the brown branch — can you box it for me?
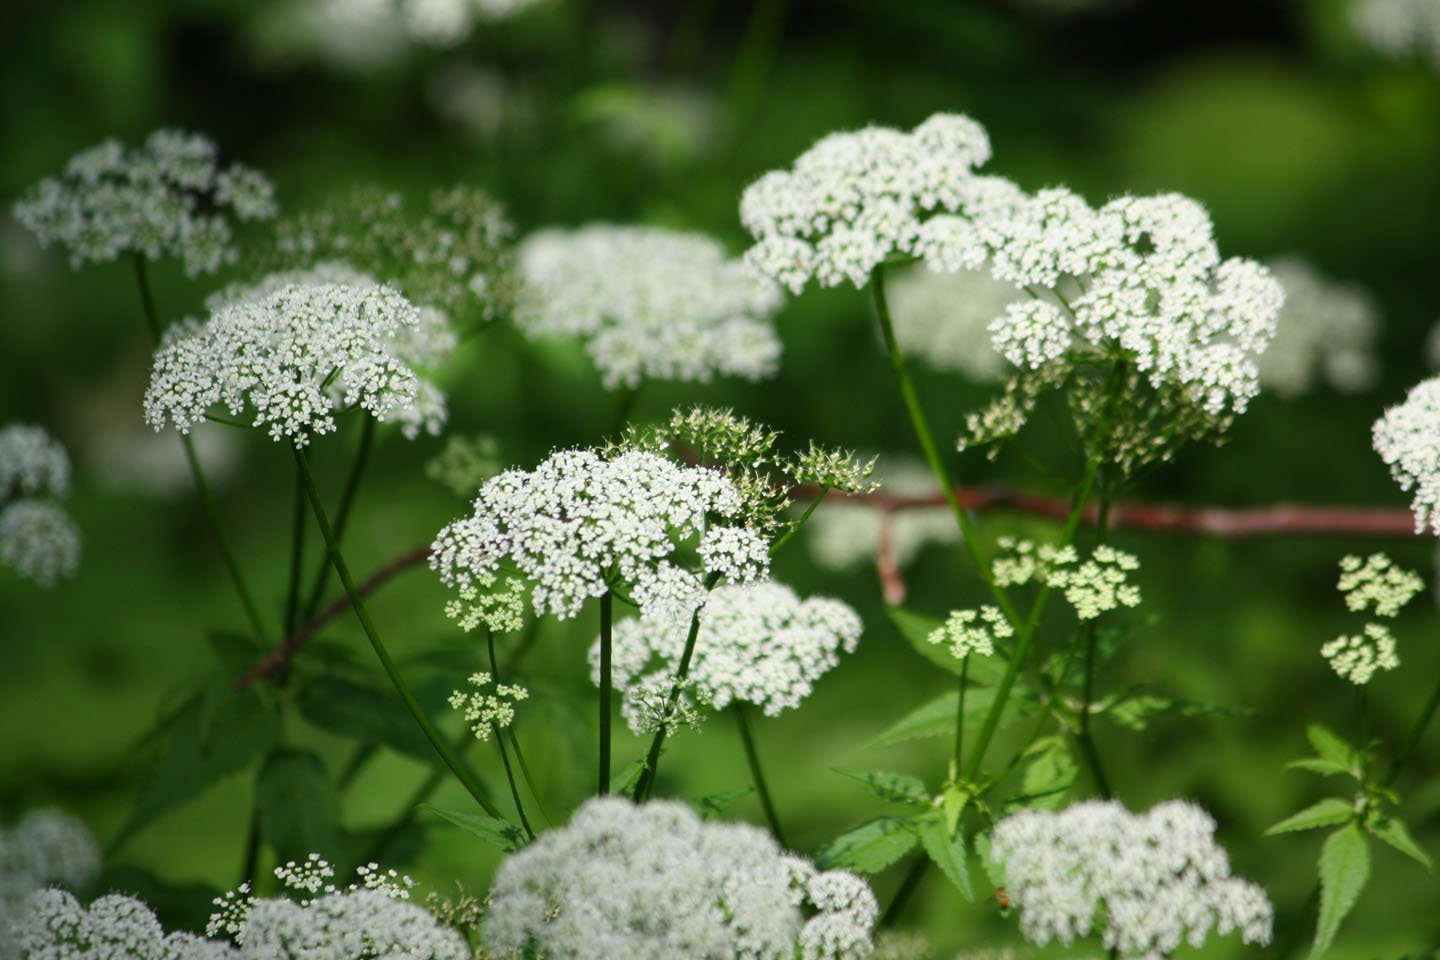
[875,507,907,605]
[235,545,433,690]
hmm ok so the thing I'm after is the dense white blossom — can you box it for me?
[17,889,238,960]
[484,797,876,960]
[431,448,769,623]
[0,808,101,956]
[596,580,863,731]
[741,114,992,293]
[515,225,784,389]
[13,130,276,276]
[1373,376,1440,534]
[448,671,529,741]
[145,280,438,445]
[1350,0,1440,68]
[928,606,1010,659]
[0,425,71,499]
[1322,623,1401,685]
[1258,257,1380,398]
[885,264,1019,380]
[0,501,82,587]
[805,457,956,571]
[990,799,1272,959]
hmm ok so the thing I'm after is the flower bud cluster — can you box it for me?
[991,539,1141,621]
[447,671,529,741]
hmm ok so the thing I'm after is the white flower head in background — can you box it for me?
[0,424,81,586]
[144,279,441,445]
[805,456,957,572]
[596,580,863,732]
[990,799,1273,958]
[515,224,784,389]
[885,263,1019,380]
[483,797,877,960]
[1258,257,1380,398]
[1373,376,1440,534]
[431,447,770,624]
[13,129,276,277]
[1350,0,1440,69]
[0,807,102,956]
[280,0,549,68]
[741,113,993,293]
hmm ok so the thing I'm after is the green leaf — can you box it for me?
[887,607,1007,685]
[420,804,526,853]
[256,748,341,863]
[835,769,932,808]
[609,759,646,797]
[696,788,753,820]
[1100,688,1250,732]
[296,675,434,763]
[814,817,919,873]
[865,687,1030,750]
[1366,815,1433,870]
[1307,725,1355,767]
[1286,758,1355,778]
[1267,798,1355,835]
[1015,736,1075,810]
[207,630,265,675]
[1311,822,1370,960]
[917,814,973,901]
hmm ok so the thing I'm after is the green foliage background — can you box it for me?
[1,0,1438,956]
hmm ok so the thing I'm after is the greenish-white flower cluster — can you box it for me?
[1321,553,1421,685]
[424,433,503,497]
[1258,257,1380,398]
[927,606,1010,659]
[990,799,1273,958]
[144,279,441,445]
[1373,377,1440,534]
[484,797,877,960]
[597,580,863,731]
[515,224,784,389]
[991,539,1141,621]
[447,671,529,741]
[13,130,276,276]
[0,425,81,587]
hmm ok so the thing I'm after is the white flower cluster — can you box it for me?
[1257,257,1380,398]
[1320,553,1421,685]
[927,606,1010,659]
[515,225,784,389]
[990,799,1273,959]
[1350,0,1440,68]
[1374,377,1440,534]
[13,130,276,276]
[447,671,529,741]
[90,422,240,500]
[991,539,1141,621]
[145,280,439,446]
[595,581,863,732]
[208,261,457,439]
[484,797,877,960]
[0,425,81,587]
[885,264,1018,380]
[805,457,956,571]
[18,889,239,960]
[292,0,547,67]
[742,114,1283,419]
[431,448,770,623]
[0,808,101,956]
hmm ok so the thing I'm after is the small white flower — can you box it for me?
[0,500,81,587]
[1337,553,1424,617]
[927,606,1010,659]
[1322,623,1401,685]
[448,671,529,741]
[1044,544,1142,621]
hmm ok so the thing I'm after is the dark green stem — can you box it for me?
[491,728,535,839]
[599,590,614,795]
[1385,670,1440,786]
[293,446,503,819]
[486,629,552,828]
[734,703,786,846]
[879,855,929,928]
[1076,498,1114,798]
[300,417,375,621]
[283,467,307,638]
[952,656,969,783]
[633,572,723,801]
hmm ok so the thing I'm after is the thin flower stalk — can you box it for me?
[734,702,786,846]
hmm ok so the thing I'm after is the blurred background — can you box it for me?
[1,0,1439,956]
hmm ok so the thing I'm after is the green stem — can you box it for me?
[1076,498,1114,798]
[1385,670,1440,786]
[599,590,614,796]
[293,446,504,819]
[879,855,928,928]
[300,417,375,621]
[612,386,641,435]
[734,703,786,846]
[951,656,969,783]
[872,265,1019,628]
[131,254,164,342]
[491,728,535,839]
[507,728,555,827]
[633,572,723,801]
[487,629,553,828]
[770,486,828,556]
[283,467,307,638]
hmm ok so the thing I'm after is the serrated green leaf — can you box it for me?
[1311,822,1369,960]
[1307,725,1355,767]
[887,607,1007,685]
[1287,758,1355,778]
[1017,736,1076,810]
[420,804,526,852]
[865,687,1030,750]
[1266,798,1355,835]
[814,817,918,873]
[256,748,341,864]
[296,675,434,763]
[942,785,970,835]
[1366,815,1433,870]
[917,814,973,901]
[696,788,753,820]
[835,769,932,808]
[973,831,1005,889]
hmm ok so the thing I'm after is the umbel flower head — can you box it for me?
[0,425,71,500]
[990,799,1273,959]
[0,424,81,587]
[515,224,785,389]
[595,580,863,732]
[431,445,770,625]
[1373,376,1440,534]
[1257,257,1380,398]
[0,807,101,956]
[483,797,877,960]
[13,129,276,277]
[1320,553,1422,685]
[144,278,439,446]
